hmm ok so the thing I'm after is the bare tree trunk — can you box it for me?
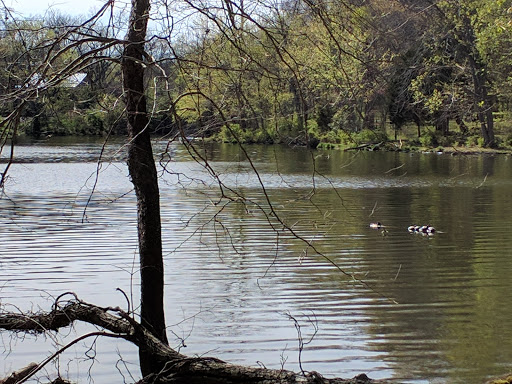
[122,0,169,376]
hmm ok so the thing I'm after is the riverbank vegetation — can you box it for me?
[2,0,512,151]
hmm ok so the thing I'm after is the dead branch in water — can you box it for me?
[0,295,386,384]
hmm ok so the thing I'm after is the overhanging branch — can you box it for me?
[0,297,383,384]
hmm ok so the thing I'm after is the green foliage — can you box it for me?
[420,131,439,147]
[316,105,334,132]
[335,130,353,146]
[217,124,275,144]
[466,135,479,147]
[5,0,512,152]
[48,112,103,136]
[218,124,243,143]
[317,128,389,148]
[352,129,389,145]
[317,129,347,145]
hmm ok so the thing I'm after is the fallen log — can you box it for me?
[0,297,387,384]
[0,362,37,384]
[344,142,384,151]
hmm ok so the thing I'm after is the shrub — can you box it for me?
[353,129,388,144]
[218,124,243,143]
[504,134,512,147]
[335,130,353,145]
[420,131,438,147]
[465,135,479,146]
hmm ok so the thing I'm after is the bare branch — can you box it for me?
[0,298,383,384]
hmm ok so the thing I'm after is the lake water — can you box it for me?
[1,137,512,383]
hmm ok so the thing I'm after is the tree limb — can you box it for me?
[0,299,386,384]
[0,363,37,384]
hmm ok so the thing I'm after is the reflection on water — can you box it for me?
[1,139,512,383]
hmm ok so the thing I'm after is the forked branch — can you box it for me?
[0,297,383,384]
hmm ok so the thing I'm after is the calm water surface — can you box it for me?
[1,137,512,383]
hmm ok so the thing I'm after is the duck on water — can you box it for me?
[408,225,436,234]
[370,223,437,234]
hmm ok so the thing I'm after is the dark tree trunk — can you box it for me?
[458,12,495,147]
[289,76,308,140]
[122,0,169,376]
[434,114,449,135]
[455,115,468,134]
[468,55,495,147]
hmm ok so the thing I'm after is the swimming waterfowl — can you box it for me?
[408,225,436,234]
[369,222,384,229]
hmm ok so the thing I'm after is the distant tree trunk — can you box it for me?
[122,0,169,377]
[435,114,449,135]
[289,76,309,143]
[455,114,468,134]
[458,10,495,147]
[470,61,495,146]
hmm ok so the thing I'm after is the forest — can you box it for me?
[1,0,512,150]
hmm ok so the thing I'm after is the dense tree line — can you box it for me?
[1,0,512,147]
